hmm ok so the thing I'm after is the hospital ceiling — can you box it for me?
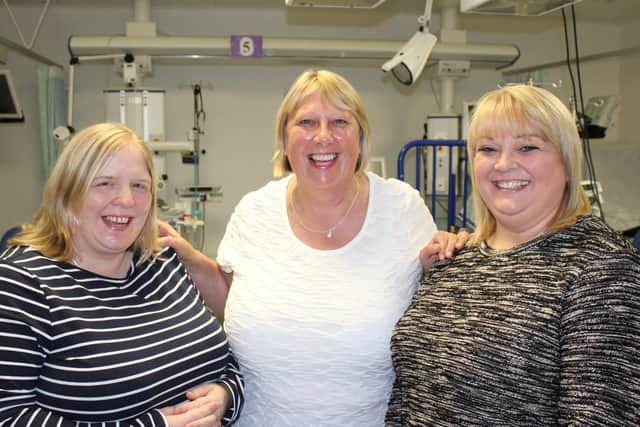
[9,0,640,33]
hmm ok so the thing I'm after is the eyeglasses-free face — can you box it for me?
[72,145,152,271]
[284,91,361,190]
[473,132,568,244]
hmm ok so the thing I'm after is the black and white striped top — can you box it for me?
[387,215,640,426]
[0,245,243,426]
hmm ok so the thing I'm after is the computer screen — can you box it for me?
[0,68,24,122]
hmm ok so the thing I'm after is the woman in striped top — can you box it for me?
[0,123,243,426]
[387,85,640,425]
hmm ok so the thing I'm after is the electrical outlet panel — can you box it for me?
[437,60,470,77]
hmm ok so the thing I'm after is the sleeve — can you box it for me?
[216,354,245,426]
[0,262,169,427]
[403,183,438,252]
[216,181,281,274]
[216,195,250,274]
[385,377,402,426]
[0,262,64,426]
[558,251,640,425]
[391,179,438,267]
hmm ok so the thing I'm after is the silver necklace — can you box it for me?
[290,179,361,239]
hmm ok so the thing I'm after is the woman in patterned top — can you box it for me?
[0,123,243,426]
[387,85,640,426]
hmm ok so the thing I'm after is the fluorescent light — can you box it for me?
[285,0,386,8]
[460,0,583,16]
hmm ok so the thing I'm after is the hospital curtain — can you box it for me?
[37,64,66,178]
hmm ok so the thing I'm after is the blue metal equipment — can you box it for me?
[397,139,470,232]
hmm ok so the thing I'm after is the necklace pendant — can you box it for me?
[290,178,360,240]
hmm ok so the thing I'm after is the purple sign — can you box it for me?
[230,35,263,58]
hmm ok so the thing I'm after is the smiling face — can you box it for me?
[284,91,361,190]
[473,130,568,236]
[72,145,152,263]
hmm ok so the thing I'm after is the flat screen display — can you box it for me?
[0,68,24,122]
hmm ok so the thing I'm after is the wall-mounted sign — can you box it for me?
[230,35,263,58]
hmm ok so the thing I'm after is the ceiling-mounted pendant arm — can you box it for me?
[418,0,434,31]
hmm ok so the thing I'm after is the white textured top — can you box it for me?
[217,172,437,427]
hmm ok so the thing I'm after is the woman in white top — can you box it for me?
[160,69,466,426]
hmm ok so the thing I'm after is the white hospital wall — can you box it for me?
[0,2,637,255]
[620,17,640,144]
[0,50,43,232]
[600,17,640,231]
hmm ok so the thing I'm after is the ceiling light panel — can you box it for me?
[285,0,386,8]
[460,0,583,16]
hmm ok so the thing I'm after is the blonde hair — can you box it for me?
[273,69,371,178]
[11,122,160,261]
[467,85,591,246]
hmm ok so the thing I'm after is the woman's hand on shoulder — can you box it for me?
[158,220,231,316]
[158,220,199,264]
[420,229,471,270]
[160,383,230,427]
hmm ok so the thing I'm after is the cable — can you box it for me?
[429,77,441,111]
[561,7,605,220]
[571,6,604,221]
[561,10,579,122]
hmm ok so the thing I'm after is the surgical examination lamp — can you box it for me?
[381,0,436,86]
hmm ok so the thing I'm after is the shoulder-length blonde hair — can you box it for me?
[11,122,160,261]
[272,69,371,178]
[467,85,591,246]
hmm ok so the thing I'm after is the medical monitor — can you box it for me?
[0,68,24,122]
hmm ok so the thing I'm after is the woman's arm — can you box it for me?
[558,253,640,424]
[158,221,232,319]
[0,316,79,426]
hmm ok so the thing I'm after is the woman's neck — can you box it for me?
[488,207,560,250]
[488,220,550,250]
[291,174,361,214]
[287,173,368,248]
[72,251,133,278]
